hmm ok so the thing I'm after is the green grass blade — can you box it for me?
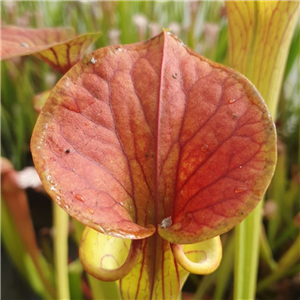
[257,234,300,292]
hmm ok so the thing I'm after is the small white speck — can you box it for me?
[161,216,172,228]
[90,56,97,64]
[21,42,29,48]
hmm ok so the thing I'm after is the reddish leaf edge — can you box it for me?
[1,26,75,60]
[1,26,102,62]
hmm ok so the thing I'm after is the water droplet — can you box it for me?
[87,207,94,214]
[75,194,85,202]
[239,165,243,169]
[234,187,247,194]
[201,144,209,152]
[50,186,56,191]
[172,73,178,79]
[64,204,70,210]
[228,99,236,104]
[115,46,122,51]
[90,56,97,64]
[232,112,239,119]
[180,190,184,195]
[119,202,124,206]
[21,42,29,48]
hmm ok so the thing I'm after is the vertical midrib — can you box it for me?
[149,31,167,300]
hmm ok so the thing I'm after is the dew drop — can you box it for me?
[50,186,56,191]
[239,165,243,169]
[75,194,85,202]
[228,99,236,104]
[65,204,70,210]
[172,73,178,79]
[234,187,247,194]
[87,207,94,214]
[201,144,209,152]
[119,201,124,206]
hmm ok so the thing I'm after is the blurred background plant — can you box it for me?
[1,1,299,300]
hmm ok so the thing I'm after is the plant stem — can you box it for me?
[53,203,70,300]
[234,201,263,300]
[87,274,121,300]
